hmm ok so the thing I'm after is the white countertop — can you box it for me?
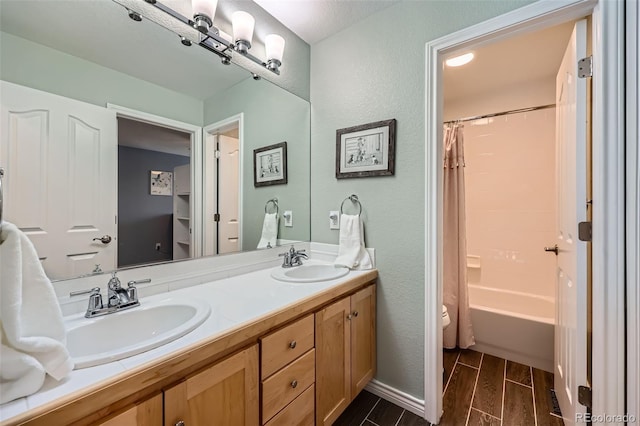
[0,258,374,423]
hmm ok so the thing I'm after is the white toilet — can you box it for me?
[442,305,450,329]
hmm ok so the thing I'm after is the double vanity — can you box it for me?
[1,247,377,426]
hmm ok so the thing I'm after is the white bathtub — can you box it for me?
[468,285,554,372]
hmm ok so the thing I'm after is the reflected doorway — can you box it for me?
[117,117,192,267]
[204,114,243,256]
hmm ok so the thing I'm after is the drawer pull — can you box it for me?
[291,379,298,389]
[353,311,359,317]
[289,340,297,349]
[175,421,185,426]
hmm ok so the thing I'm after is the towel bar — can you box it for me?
[340,194,362,216]
[265,198,279,214]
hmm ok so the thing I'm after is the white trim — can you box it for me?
[364,379,425,418]
[424,0,625,424]
[106,103,204,258]
[203,113,244,253]
[590,1,626,422]
[626,0,640,419]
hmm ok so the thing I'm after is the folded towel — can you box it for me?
[334,214,373,270]
[257,213,278,249]
[0,222,73,404]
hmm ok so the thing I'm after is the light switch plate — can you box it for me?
[283,210,293,227]
[329,211,340,229]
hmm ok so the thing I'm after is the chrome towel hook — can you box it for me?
[340,194,362,216]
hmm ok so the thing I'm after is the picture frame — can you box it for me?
[149,170,173,196]
[254,141,288,187]
[335,119,396,179]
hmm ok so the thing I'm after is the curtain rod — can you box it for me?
[443,103,556,125]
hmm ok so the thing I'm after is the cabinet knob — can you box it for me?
[353,311,359,317]
[289,340,297,349]
[291,379,298,389]
[346,314,352,320]
[175,421,185,426]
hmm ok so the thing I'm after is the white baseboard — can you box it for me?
[365,379,426,419]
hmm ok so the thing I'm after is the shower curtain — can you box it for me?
[443,123,475,349]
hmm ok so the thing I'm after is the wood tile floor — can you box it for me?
[335,349,564,426]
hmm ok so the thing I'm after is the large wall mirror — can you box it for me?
[0,0,311,281]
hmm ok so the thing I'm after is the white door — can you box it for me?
[203,133,218,256]
[218,135,239,254]
[0,81,117,280]
[554,19,588,426]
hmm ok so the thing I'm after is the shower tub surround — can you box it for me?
[0,243,376,425]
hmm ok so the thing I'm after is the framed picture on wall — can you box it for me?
[150,170,173,196]
[254,142,288,187]
[335,119,396,179]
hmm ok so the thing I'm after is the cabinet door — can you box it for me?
[164,345,259,426]
[351,285,376,397]
[315,297,351,426]
[95,393,162,426]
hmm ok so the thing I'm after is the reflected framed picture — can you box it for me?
[336,119,396,179]
[150,170,173,196]
[254,141,288,187]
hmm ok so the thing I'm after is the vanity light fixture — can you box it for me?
[192,0,218,33]
[445,52,474,67]
[116,0,285,75]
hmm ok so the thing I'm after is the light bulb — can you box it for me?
[265,34,285,72]
[445,52,474,67]
[232,11,255,53]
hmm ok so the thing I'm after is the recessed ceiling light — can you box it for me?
[446,52,474,67]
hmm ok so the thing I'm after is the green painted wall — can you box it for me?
[0,32,203,125]
[310,0,535,400]
[203,78,311,249]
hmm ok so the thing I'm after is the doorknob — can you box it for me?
[92,235,112,244]
[544,244,559,255]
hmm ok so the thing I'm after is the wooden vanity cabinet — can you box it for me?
[315,285,376,426]
[260,314,315,425]
[164,344,259,426]
[94,393,162,426]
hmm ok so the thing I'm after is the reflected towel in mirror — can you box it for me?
[334,214,373,270]
[0,222,73,404]
[257,213,278,249]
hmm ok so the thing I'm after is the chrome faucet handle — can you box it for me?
[70,286,101,297]
[108,272,121,290]
[279,251,291,267]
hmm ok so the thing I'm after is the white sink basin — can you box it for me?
[65,297,211,369]
[271,264,350,283]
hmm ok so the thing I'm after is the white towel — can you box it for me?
[334,214,373,270]
[257,213,278,249]
[0,222,73,404]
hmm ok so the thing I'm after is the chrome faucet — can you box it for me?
[279,246,308,268]
[70,273,150,318]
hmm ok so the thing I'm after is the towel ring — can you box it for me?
[265,198,279,214]
[340,194,362,216]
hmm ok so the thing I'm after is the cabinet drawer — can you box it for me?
[264,384,314,426]
[261,314,314,379]
[262,349,315,422]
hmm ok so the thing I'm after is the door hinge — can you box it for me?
[578,221,592,242]
[578,56,592,78]
[578,385,592,409]
[214,150,221,159]
[213,213,220,222]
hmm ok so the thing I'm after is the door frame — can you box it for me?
[626,0,640,420]
[106,103,204,258]
[203,113,244,255]
[423,0,627,424]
